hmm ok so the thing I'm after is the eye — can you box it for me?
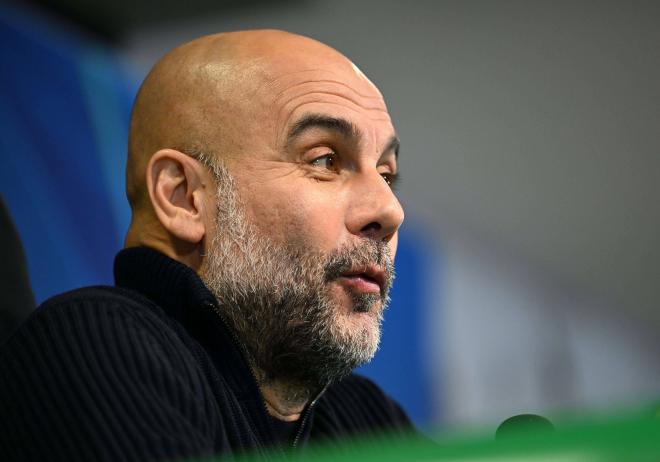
[380,172,398,189]
[310,153,337,171]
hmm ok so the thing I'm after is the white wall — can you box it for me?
[433,226,660,429]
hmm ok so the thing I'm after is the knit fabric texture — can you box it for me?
[0,247,413,461]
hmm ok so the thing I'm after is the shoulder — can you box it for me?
[36,284,161,320]
[1,285,203,379]
[1,285,201,380]
[4,285,174,349]
[313,373,413,438]
[0,286,220,460]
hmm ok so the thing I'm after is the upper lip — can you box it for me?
[341,265,386,290]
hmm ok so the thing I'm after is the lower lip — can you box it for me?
[338,276,381,294]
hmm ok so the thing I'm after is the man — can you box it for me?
[0,30,410,461]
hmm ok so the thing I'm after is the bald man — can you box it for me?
[0,30,411,461]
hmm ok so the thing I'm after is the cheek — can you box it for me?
[247,183,347,251]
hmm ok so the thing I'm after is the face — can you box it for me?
[200,55,404,391]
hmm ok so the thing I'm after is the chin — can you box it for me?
[337,306,382,352]
[324,284,384,360]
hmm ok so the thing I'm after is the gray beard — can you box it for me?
[198,161,394,397]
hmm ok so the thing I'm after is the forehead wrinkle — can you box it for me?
[276,89,388,113]
[274,90,390,133]
[271,78,384,103]
[272,80,386,114]
[265,68,383,98]
[275,99,393,148]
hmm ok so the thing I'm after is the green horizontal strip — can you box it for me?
[190,409,660,462]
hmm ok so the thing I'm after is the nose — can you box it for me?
[346,171,405,242]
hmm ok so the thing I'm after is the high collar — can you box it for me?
[113,246,321,448]
[113,247,262,405]
[113,246,217,321]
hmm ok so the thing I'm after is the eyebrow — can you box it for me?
[286,113,400,159]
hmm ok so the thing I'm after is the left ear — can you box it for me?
[145,148,211,244]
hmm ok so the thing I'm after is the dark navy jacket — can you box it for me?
[0,247,412,461]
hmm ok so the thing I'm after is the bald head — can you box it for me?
[125,29,396,271]
[127,30,373,211]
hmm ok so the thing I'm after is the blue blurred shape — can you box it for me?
[357,227,435,428]
[0,4,133,303]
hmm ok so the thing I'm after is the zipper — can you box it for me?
[291,383,329,448]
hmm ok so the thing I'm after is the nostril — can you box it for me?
[360,222,382,237]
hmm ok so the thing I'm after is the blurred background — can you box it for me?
[1,0,659,434]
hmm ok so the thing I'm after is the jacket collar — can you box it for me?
[113,248,274,441]
[113,246,216,320]
[112,246,320,449]
[113,246,260,398]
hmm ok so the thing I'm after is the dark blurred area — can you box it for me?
[0,198,35,343]
[24,0,303,42]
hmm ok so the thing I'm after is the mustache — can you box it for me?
[323,240,395,297]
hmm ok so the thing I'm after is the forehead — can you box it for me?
[253,62,394,147]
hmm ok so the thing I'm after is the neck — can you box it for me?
[258,377,313,422]
[125,221,204,270]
